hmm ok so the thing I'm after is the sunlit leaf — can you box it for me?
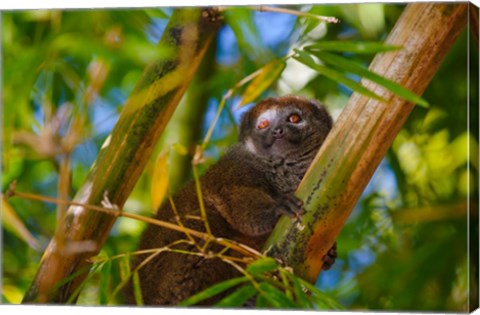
[118,253,131,282]
[2,196,41,251]
[2,284,24,304]
[145,9,170,19]
[238,59,286,107]
[293,49,386,102]
[311,51,429,107]
[214,284,257,307]
[339,4,385,39]
[132,270,144,306]
[245,257,278,276]
[305,41,401,54]
[357,4,385,38]
[151,149,170,210]
[302,18,322,38]
[179,276,249,306]
[300,5,339,39]
[172,143,189,156]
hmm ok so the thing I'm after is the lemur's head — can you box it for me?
[239,95,333,160]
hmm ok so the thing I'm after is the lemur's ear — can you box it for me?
[239,109,253,142]
[309,99,333,130]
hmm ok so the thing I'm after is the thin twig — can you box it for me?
[5,186,261,259]
[191,164,213,251]
[90,239,194,263]
[200,67,264,153]
[218,5,340,24]
[169,195,201,251]
[252,6,340,24]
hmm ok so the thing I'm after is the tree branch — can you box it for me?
[22,7,223,303]
[264,3,468,282]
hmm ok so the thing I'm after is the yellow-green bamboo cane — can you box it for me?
[23,8,222,303]
[264,3,468,282]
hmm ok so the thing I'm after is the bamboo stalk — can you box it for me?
[264,3,468,282]
[22,7,222,303]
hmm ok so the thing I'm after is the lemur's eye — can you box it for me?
[257,119,270,129]
[288,114,301,124]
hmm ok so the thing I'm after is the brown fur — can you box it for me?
[125,95,333,306]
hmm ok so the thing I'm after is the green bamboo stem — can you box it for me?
[264,3,468,282]
[22,7,222,303]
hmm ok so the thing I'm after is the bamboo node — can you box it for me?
[101,191,120,216]
[5,180,17,198]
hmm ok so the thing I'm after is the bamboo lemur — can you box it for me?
[125,95,336,305]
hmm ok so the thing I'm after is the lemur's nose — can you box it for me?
[272,127,285,138]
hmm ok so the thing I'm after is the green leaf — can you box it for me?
[293,49,386,102]
[305,41,401,54]
[356,4,386,38]
[118,254,131,282]
[312,51,429,107]
[258,282,297,308]
[145,8,170,19]
[289,272,313,308]
[132,271,144,306]
[239,59,286,107]
[65,263,103,304]
[224,8,268,62]
[2,197,41,251]
[279,268,294,301]
[302,19,322,38]
[293,275,344,310]
[99,259,112,305]
[214,284,257,307]
[339,4,386,38]
[255,293,270,308]
[179,276,249,306]
[245,257,279,276]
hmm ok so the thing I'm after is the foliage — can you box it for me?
[1,3,476,312]
[180,257,343,309]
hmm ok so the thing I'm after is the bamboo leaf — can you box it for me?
[302,19,322,37]
[305,41,401,54]
[245,257,278,276]
[2,284,24,304]
[99,259,112,305]
[214,284,257,307]
[145,8,170,19]
[151,149,170,210]
[255,293,269,308]
[22,8,223,303]
[293,49,386,102]
[2,196,41,251]
[109,266,134,303]
[293,274,344,310]
[179,276,249,306]
[238,59,286,107]
[311,51,429,107]
[289,272,312,308]
[118,254,131,282]
[132,270,144,306]
[278,269,295,304]
[65,263,104,304]
[258,282,297,308]
[224,7,268,62]
[172,143,189,156]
